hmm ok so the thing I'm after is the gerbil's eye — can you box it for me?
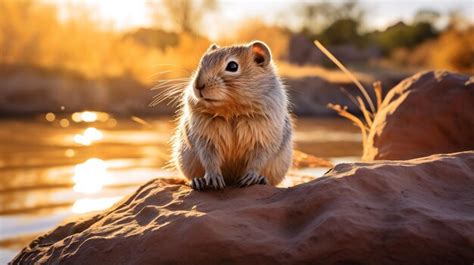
[225,61,238,72]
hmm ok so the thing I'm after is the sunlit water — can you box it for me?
[0,112,361,262]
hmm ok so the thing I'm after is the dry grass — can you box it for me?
[391,27,474,74]
[314,41,384,149]
[0,1,209,84]
[314,41,376,113]
[0,2,304,87]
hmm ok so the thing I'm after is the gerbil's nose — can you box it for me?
[195,74,206,91]
[197,82,205,90]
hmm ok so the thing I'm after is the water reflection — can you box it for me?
[64,149,75,158]
[73,158,110,193]
[45,112,55,122]
[73,127,103,146]
[71,111,109,123]
[0,117,180,262]
[59,118,70,128]
[78,111,96,122]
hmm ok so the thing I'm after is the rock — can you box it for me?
[363,71,474,160]
[284,73,405,116]
[286,76,359,116]
[11,151,474,265]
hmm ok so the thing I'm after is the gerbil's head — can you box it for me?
[188,40,281,117]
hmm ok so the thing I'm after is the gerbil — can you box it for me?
[172,40,293,190]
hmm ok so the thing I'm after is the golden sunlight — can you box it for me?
[65,148,76,158]
[67,0,150,30]
[71,111,109,123]
[79,111,98,122]
[45,112,56,122]
[59,118,70,128]
[84,127,103,140]
[73,158,110,193]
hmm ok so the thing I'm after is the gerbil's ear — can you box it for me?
[207,43,219,52]
[250,41,271,67]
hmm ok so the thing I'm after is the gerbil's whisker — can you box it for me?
[147,70,175,79]
[149,78,188,107]
[154,64,193,74]
[151,79,189,91]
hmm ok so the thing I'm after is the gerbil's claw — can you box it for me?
[190,177,206,191]
[190,178,199,190]
[239,172,267,187]
[217,175,225,189]
[258,175,268,185]
[204,173,226,190]
[239,173,254,187]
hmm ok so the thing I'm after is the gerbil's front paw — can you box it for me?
[239,172,268,187]
[204,172,226,190]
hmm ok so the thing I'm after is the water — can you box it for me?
[0,113,361,262]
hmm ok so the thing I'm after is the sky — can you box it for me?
[56,0,474,40]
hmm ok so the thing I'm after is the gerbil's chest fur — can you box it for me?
[193,115,281,168]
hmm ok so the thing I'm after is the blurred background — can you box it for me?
[0,0,473,262]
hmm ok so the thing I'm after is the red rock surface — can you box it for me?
[12,151,474,265]
[363,71,474,160]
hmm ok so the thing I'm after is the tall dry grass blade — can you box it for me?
[327,103,368,148]
[356,96,373,127]
[373,81,383,111]
[339,86,374,121]
[314,40,376,113]
[338,86,359,108]
[131,116,153,128]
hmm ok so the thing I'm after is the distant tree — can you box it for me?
[372,21,438,55]
[412,22,438,43]
[298,0,364,36]
[299,2,333,35]
[319,18,361,46]
[147,0,217,35]
[414,9,440,25]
